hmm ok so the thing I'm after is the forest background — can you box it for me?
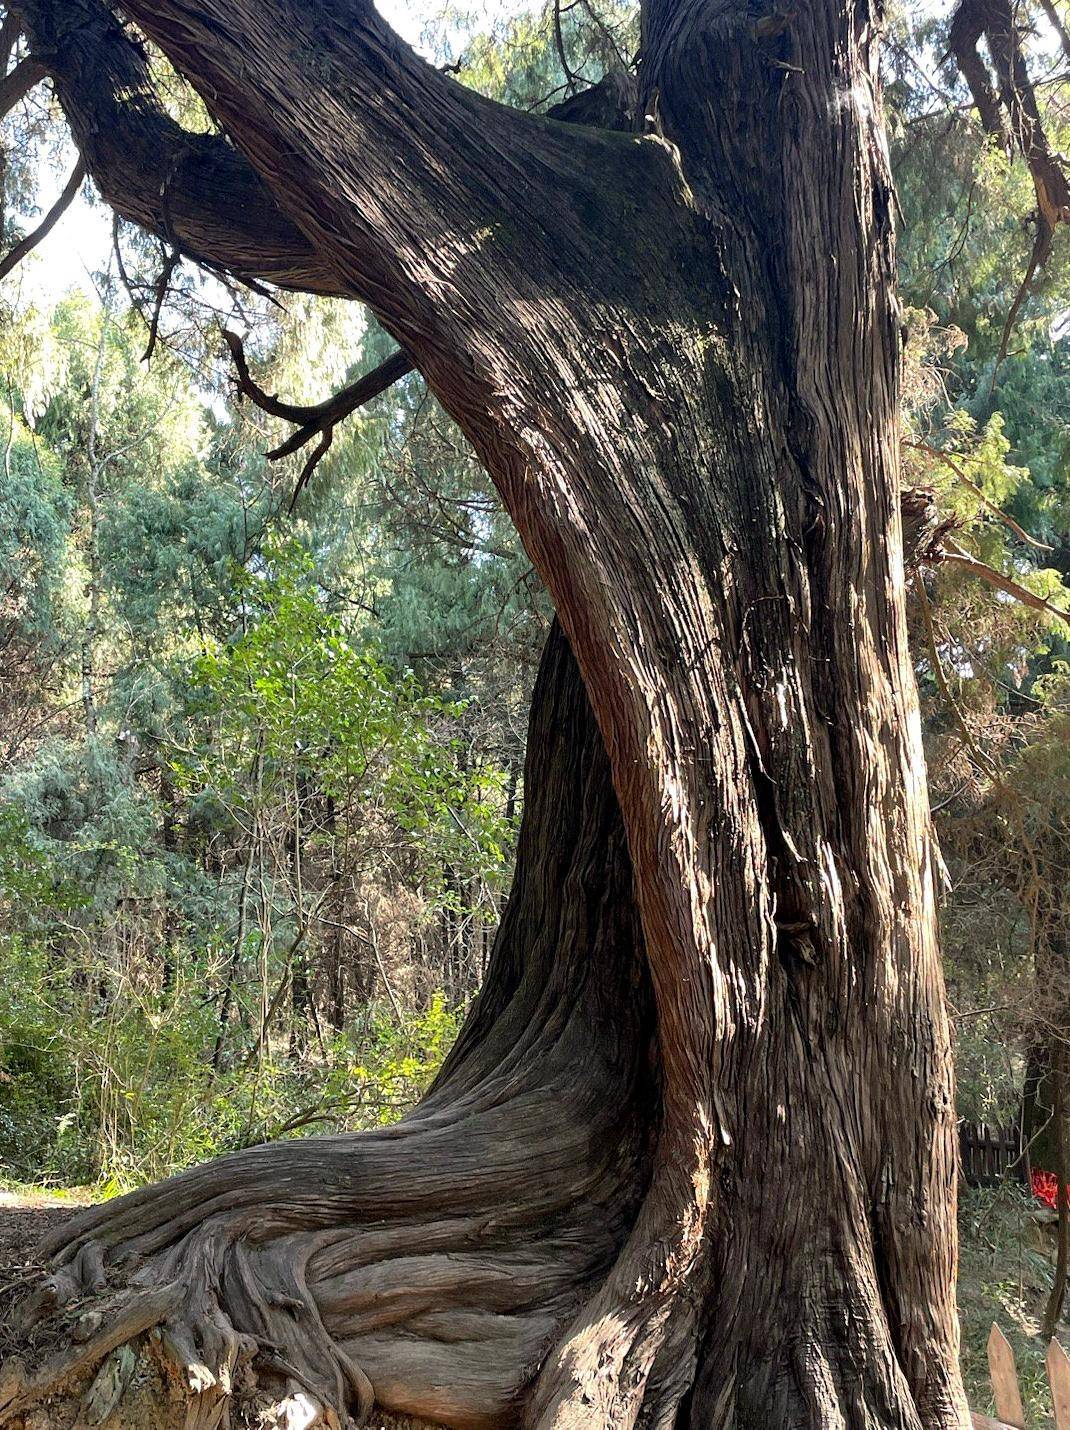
[2,0,1069,1416]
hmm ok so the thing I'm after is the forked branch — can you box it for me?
[221,328,414,507]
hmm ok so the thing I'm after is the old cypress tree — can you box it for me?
[1,0,978,1424]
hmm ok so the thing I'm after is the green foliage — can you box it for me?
[0,274,516,1193]
[241,995,462,1146]
[0,414,73,647]
[0,926,461,1188]
[174,540,509,885]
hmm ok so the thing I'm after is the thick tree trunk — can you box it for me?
[4,0,970,1424]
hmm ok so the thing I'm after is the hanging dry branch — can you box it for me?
[939,540,1070,629]
[552,0,584,93]
[140,246,180,363]
[948,0,1070,383]
[220,328,414,505]
[0,156,85,282]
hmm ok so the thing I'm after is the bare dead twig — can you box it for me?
[0,157,86,282]
[917,577,1001,781]
[221,327,414,505]
[553,0,583,93]
[941,540,1070,630]
[991,217,1051,396]
[141,245,181,364]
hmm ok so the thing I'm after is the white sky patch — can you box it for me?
[378,0,433,48]
[1,140,109,303]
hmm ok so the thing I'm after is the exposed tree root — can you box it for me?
[0,626,655,1430]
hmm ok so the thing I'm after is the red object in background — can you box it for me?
[1031,1169,1069,1209]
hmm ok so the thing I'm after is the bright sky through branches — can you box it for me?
[10,0,529,301]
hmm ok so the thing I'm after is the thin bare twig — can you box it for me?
[991,218,1051,395]
[916,577,1000,781]
[141,245,180,363]
[289,426,334,512]
[552,0,584,92]
[0,157,86,282]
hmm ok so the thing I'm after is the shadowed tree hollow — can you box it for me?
[0,0,972,1425]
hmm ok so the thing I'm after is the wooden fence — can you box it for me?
[960,1123,1023,1187]
[972,1325,1070,1428]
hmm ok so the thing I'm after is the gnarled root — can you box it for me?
[0,1039,655,1430]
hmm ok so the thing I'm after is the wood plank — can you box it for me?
[988,1324,1026,1429]
[1049,1337,1070,1430]
[971,1414,1018,1429]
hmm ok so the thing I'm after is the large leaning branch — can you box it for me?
[0,54,45,113]
[939,540,1070,630]
[16,0,348,296]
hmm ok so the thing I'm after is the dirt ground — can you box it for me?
[0,1192,81,1278]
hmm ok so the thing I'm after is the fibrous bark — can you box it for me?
[14,0,344,295]
[2,0,971,1425]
